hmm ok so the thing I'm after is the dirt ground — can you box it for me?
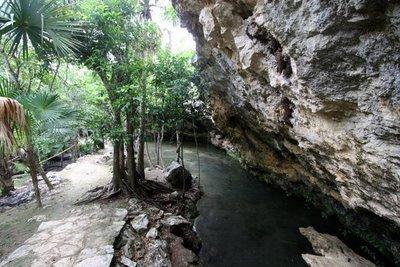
[0,145,117,259]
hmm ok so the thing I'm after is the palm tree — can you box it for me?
[0,0,81,205]
[1,81,76,206]
[0,95,26,195]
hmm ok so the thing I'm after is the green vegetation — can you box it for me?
[0,0,204,205]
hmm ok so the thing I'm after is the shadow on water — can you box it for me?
[154,142,357,267]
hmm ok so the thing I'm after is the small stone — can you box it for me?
[155,210,164,220]
[27,215,47,223]
[130,214,149,232]
[146,228,158,239]
[120,256,137,267]
[170,191,179,199]
[123,240,133,258]
[161,215,190,226]
[114,208,128,220]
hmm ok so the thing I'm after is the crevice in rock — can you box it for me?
[246,22,292,77]
[277,97,294,127]
[170,225,202,254]
[232,1,253,20]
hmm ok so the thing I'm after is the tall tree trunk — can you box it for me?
[126,108,137,189]
[99,70,124,190]
[119,141,126,181]
[26,146,42,207]
[0,157,14,195]
[112,111,123,189]
[145,140,154,167]
[137,75,147,178]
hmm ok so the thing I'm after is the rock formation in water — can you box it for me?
[173,0,400,261]
[299,226,375,267]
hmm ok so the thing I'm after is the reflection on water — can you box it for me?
[155,143,340,267]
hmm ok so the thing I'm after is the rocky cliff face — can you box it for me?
[173,0,400,261]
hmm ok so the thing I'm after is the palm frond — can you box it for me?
[0,0,84,58]
[0,96,27,150]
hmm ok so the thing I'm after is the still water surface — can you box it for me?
[156,143,344,267]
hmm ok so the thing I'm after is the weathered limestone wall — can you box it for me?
[173,0,400,261]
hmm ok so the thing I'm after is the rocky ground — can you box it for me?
[0,146,201,266]
[0,174,64,212]
[0,205,127,266]
[113,198,201,267]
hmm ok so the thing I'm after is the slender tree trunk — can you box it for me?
[50,60,61,91]
[31,148,54,190]
[137,75,147,178]
[192,118,201,182]
[112,111,123,189]
[159,125,165,168]
[0,157,14,195]
[0,50,21,89]
[181,140,184,167]
[157,131,161,166]
[176,130,181,163]
[119,141,126,181]
[26,146,42,207]
[126,108,137,189]
[145,141,154,167]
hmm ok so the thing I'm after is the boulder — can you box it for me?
[299,227,375,267]
[164,161,192,189]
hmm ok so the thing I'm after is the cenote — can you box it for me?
[150,142,376,267]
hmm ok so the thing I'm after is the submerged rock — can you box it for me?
[299,227,375,267]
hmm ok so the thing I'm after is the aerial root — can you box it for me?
[74,182,120,205]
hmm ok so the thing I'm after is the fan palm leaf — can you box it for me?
[0,0,83,58]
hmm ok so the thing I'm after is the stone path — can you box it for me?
[0,205,127,267]
[0,146,114,258]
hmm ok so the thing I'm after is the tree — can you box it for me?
[77,0,160,193]
[0,96,26,195]
[0,82,76,205]
[151,50,195,164]
[0,0,82,204]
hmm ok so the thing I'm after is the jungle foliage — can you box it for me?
[0,0,205,204]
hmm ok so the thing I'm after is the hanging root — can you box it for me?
[74,182,120,205]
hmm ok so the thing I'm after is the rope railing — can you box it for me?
[39,144,78,165]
